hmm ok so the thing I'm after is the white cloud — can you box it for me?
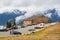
[0,0,60,7]
[0,0,60,23]
[16,15,25,23]
[45,13,52,18]
[0,0,60,11]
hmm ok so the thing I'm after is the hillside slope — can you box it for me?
[0,22,60,40]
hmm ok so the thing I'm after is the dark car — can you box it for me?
[28,29,35,31]
[21,25,25,28]
[10,31,22,35]
[0,29,8,32]
[34,27,44,29]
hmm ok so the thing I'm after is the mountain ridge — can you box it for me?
[0,8,60,25]
[0,9,26,25]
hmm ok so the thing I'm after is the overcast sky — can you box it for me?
[0,0,60,23]
[0,0,60,7]
[0,0,60,11]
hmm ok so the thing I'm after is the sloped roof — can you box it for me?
[24,15,50,21]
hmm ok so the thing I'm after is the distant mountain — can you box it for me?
[16,8,60,25]
[44,8,60,22]
[0,9,26,25]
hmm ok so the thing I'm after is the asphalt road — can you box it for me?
[0,26,35,37]
[0,23,56,37]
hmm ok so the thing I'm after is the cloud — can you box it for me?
[0,0,60,7]
[0,0,60,13]
[0,0,60,11]
[0,0,60,23]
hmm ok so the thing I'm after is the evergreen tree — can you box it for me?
[13,19,17,29]
[14,19,16,26]
[13,19,16,27]
[6,21,11,28]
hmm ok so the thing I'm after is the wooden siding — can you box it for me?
[23,16,50,26]
[23,20,32,26]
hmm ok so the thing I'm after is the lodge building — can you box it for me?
[23,15,51,26]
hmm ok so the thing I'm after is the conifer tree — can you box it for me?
[6,21,11,28]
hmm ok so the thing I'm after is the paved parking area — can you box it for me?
[0,23,55,37]
[0,26,35,37]
[0,31,10,37]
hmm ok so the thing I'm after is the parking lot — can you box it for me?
[0,26,35,37]
[0,23,56,37]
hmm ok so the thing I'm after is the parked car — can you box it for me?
[10,31,22,35]
[0,26,8,32]
[34,27,44,29]
[28,29,35,31]
[11,27,18,29]
[21,25,25,28]
[6,28,12,30]
[0,29,8,32]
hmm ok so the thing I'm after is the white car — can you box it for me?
[0,26,7,31]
